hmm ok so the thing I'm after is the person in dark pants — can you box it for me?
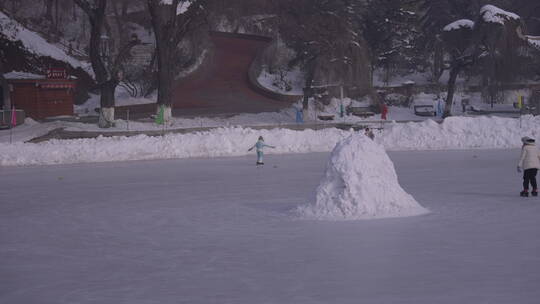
[517,136,540,197]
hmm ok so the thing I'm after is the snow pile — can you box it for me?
[0,127,350,166]
[443,19,474,31]
[3,115,540,166]
[298,134,428,220]
[0,11,84,69]
[480,5,519,25]
[380,116,530,150]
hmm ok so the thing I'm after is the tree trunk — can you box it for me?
[154,32,174,107]
[44,0,53,24]
[112,1,127,47]
[54,0,59,34]
[148,0,205,121]
[100,80,117,108]
[75,0,118,127]
[0,64,8,110]
[444,65,461,118]
[302,58,316,110]
[148,1,177,119]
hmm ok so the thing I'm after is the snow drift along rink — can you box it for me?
[298,134,428,220]
[1,115,539,166]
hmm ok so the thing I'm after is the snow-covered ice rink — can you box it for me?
[1,150,540,304]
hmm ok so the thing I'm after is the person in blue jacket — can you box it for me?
[248,136,275,165]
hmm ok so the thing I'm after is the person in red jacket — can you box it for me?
[380,103,388,120]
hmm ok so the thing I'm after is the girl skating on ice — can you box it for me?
[517,136,540,197]
[248,136,275,165]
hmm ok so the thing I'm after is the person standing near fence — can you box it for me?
[380,103,388,120]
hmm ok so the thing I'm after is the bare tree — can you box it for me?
[440,4,530,117]
[74,0,140,127]
[147,0,206,122]
[440,20,475,117]
[278,0,375,109]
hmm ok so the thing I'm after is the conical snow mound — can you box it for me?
[299,134,428,220]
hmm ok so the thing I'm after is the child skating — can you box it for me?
[517,136,540,197]
[248,136,275,165]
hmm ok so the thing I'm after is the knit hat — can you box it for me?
[521,136,535,144]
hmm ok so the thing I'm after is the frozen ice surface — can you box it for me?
[299,134,428,220]
[1,150,540,304]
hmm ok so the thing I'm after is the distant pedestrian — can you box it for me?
[248,136,275,165]
[381,103,388,120]
[437,97,444,116]
[295,104,304,123]
[364,127,374,140]
[517,136,540,197]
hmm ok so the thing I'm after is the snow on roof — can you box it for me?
[480,4,520,25]
[3,71,45,79]
[0,11,84,69]
[443,19,474,32]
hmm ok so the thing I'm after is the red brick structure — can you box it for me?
[6,70,76,120]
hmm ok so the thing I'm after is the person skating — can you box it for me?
[248,136,275,165]
[517,136,540,197]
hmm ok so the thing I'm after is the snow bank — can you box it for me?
[443,19,474,31]
[0,127,350,166]
[0,11,84,69]
[298,134,428,220]
[2,115,540,167]
[480,5,519,25]
[379,116,530,150]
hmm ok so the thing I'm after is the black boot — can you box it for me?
[520,190,529,197]
[532,190,538,197]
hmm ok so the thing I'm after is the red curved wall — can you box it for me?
[171,32,289,115]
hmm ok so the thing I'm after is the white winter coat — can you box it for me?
[518,143,540,170]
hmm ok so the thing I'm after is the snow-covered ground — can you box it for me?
[1,115,538,167]
[257,66,305,95]
[3,97,447,145]
[1,150,539,304]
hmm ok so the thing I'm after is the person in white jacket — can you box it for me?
[517,136,540,197]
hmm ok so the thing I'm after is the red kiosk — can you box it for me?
[6,69,77,120]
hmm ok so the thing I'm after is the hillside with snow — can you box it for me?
[0,11,86,70]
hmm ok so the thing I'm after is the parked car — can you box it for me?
[414,105,436,116]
